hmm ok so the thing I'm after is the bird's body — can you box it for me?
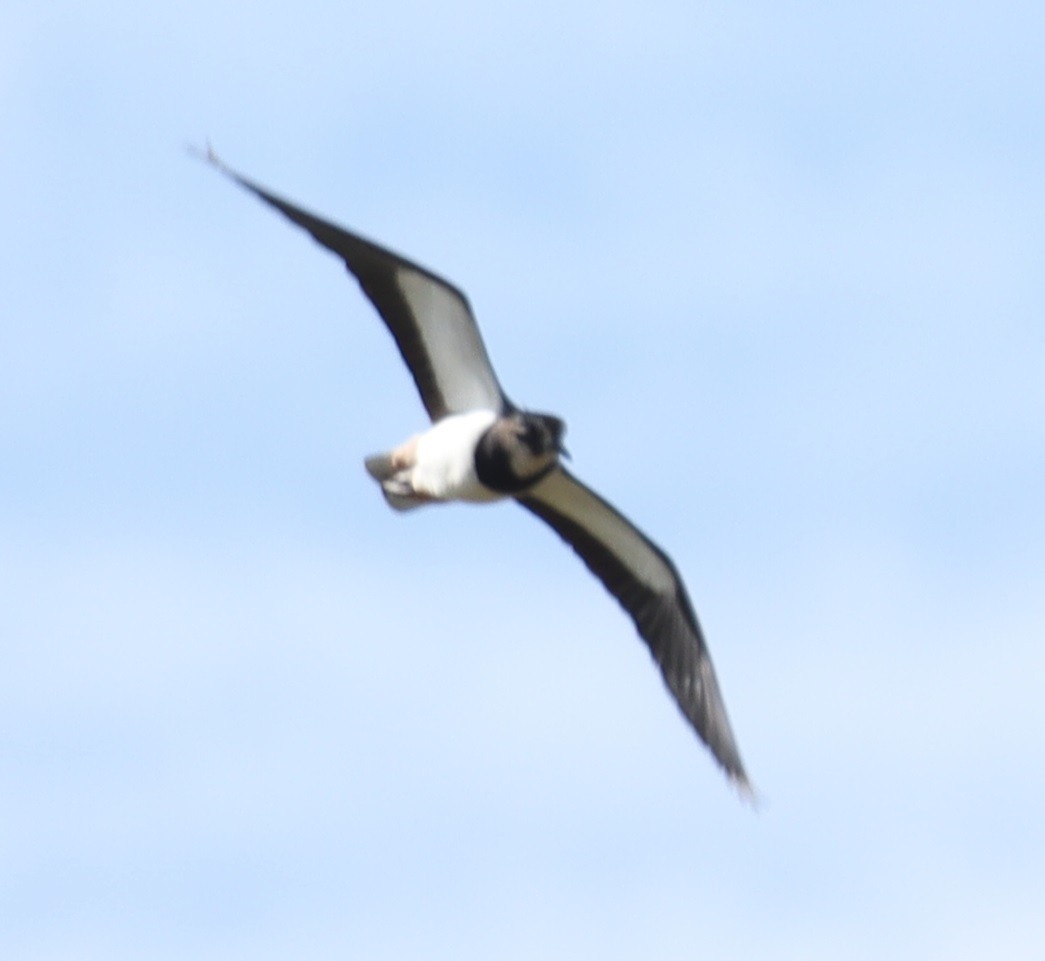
[364,408,563,509]
[201,148,752,797]
[365,409,502,509]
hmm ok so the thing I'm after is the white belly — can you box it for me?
[411,410,503,503]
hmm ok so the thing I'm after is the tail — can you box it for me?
[363,453,430,512]
[364,453,396,481]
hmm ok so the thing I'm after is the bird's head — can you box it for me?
[517,411,569,462]
[475,410,568,493]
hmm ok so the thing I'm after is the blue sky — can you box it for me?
[3,1,1044,958]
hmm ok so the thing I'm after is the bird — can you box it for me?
[198,147,752,797]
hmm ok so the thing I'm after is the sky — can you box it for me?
[2,1,1044,958]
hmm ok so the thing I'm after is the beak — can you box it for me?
[557,441,571,461]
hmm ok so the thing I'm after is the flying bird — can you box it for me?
[199,148,751,796]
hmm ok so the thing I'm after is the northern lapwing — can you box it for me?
[200,149,752,797]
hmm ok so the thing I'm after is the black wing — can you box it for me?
[518,467,750,793]
[204,151,509,421]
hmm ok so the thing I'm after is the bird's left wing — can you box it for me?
[518,467,751,794]
[202,151,509,421]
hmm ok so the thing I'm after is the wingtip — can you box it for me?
[187,144,294,218]
[188,141,251,192]
[186,139,227,171]
[730,771,763,810]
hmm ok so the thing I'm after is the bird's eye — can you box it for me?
[524,426,547,451]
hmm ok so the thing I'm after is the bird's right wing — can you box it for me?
[203,151,509,421]
[518,467,750,793]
